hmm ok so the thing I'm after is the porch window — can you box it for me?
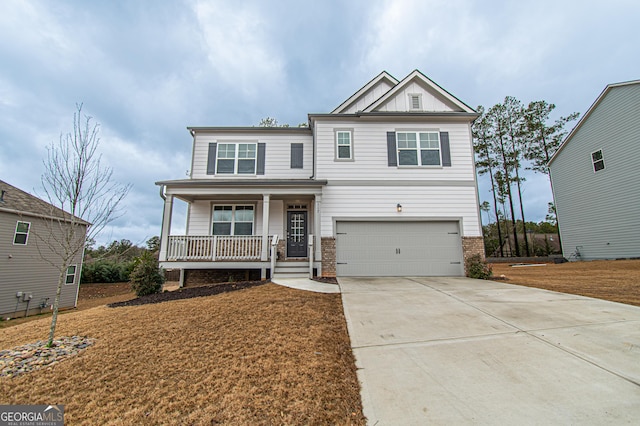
[396,131,441,166]
[217,143,257,174]
[13,221,30,245]
[212,205,254,235]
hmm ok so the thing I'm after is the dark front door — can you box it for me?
[287,210,307,258]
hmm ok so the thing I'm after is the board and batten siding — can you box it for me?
[314,120,476,181]
[320,185,481,238]
[340,80,396,114]
[550,83,640,259]
[375,81,457,112]
[191,132,313,179]
[0,212,83,317]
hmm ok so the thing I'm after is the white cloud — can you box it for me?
[191,0,286,98]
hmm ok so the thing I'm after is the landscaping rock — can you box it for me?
[0,336,95,378]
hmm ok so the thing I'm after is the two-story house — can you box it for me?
[156,70,484,286]
[0,180,87,318]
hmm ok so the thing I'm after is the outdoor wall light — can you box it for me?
[397,203,402,212]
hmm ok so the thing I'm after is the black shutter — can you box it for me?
[291,143,303,169]
[440,132,451,167]
[207,143,217,175]
[257,143,266,175]
[387,132,397,166]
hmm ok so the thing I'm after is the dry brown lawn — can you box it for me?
[491,259,640,307]
[0,284,365,425]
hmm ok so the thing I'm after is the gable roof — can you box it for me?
[363,69,475,113]
[331,71,399,114]
[548,79,640,166]
[0,179,89,224]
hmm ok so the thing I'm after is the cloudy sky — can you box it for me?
[1,0,638,246]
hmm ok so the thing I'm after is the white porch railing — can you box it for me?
[167,235,273,261]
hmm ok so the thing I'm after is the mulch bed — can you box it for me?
[108,280,268,308]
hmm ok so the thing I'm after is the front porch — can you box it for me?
[156,179,327,285]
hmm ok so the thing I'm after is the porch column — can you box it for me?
[159,194,174,262]
[261,194,270,261]
[314,194,322,273]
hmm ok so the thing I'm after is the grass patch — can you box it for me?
[491,259,640,307]
[0,284,365,425]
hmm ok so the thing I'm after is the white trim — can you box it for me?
[13,220,30,245]
[334,129,354,161]
[363,70,475,113]
[396,131,442,167]
[65,264,78,285]
[591,148,605,173]
[211,204,256,236]
[216,142,257,175]
[331,71,399,114]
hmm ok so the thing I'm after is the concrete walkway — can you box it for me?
[339,277,640,425]
[271,276,340,294]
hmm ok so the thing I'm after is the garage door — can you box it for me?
[335,221,463,276]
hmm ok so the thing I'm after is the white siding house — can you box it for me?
[549,80,640,260]
[156,70,483,284]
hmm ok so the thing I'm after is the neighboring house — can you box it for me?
[156,70,484,285]
[549,80,640,260]
[0,180,87,318]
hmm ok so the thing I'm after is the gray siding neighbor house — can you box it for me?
[548,80,640,260]
[0,180,87,318]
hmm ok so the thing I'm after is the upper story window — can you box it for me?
[408,94,422,110]
[591,149,605,172]
[212,205,254,235]
[336,130,353,160]
[397,131,441,166]
[13,221,30,245]
[217,143,257,174]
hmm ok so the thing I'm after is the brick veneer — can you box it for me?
[321,237,336,277]
[462,236,486,275]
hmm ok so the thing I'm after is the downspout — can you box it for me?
[309,115,315,179]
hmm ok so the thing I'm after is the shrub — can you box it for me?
[129,252,165,296]
[465,254,493,279]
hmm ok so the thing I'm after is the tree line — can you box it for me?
[81,237,160,283]
[472,97,579,257]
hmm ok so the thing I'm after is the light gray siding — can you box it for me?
[0,212,83,317]
[550,83,640,260]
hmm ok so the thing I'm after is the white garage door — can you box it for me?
[335,221,463,276]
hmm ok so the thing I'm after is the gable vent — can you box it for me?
[410,94,421,110]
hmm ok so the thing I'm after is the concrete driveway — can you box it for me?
[339,277,640,425]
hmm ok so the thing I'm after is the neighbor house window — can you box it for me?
[65,265,77,285]
[217,143,257,174]
[13,221,30,245]
[396,131,441,166]
[336,130,352,160]
[212,205,254,235]
[591,149,605,172]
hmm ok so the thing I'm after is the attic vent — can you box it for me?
[409,94,422,110]
[0,190,5,203]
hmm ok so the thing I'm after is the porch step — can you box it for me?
[273,261,310,278]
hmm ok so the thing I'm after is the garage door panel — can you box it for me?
[336,221,463,277]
